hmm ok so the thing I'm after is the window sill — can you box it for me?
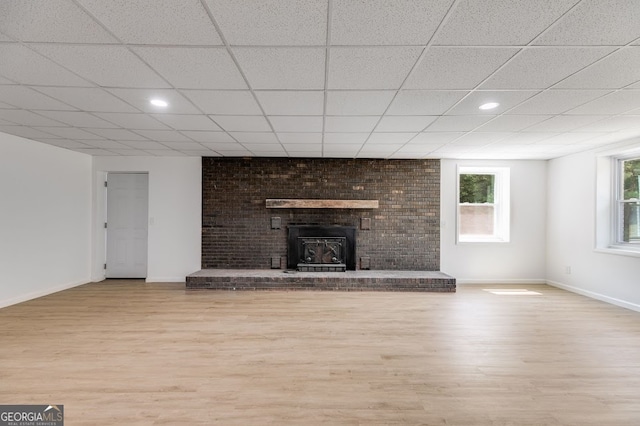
[458,238,510,244]
[595,246,640,258]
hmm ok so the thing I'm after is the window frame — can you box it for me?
[613,154,640,248]
[456,166,510,244]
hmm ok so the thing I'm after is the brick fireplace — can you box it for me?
[201,157,440,271]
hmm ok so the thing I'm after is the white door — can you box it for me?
[106,173,149,278]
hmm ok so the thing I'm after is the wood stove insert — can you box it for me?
[287,225,356,272]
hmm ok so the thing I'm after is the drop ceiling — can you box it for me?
[1,0,640,159]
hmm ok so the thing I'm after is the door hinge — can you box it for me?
[104,222,108,229]
[104,181,108,187]
[104,263,107,270]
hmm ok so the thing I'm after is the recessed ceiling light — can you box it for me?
[479,102,500,110]
[150,99,168,107]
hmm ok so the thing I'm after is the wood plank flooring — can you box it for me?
[1,281,639,425]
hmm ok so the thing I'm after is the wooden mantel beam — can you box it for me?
[266,199,379,209]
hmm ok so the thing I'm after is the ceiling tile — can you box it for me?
[506,89,611,114]
[323,133,369,144]
[107,89,200,114]
[38,139,92,149]
[78,0,222,45]
[234,47,325,90]
[80,140,132,149]
[426,115,494,131]
[450,132,510,145]
[476,115,553,132]
[534,0,640,45]
[282,143,321,153]
[375,116,437,132]
[325,91,395,115]
[433,0,579,45]
[576,116,640,132]
[0,86,77,110]
[447,91,537,115]
[134,130,192,142]
[255,91,324,116]
[328,47,423,89]
[145,150,187,157]
[324,116,380,132]
[0,109,68,126]
[555,47,640,89]
[541,132,604,144]
[73,148,119,156]
[228,132,277,143]
[323,146,361,157]
[0,125,61,140]
[205,0,326,45]
[358,144,403,157]
[405,47,518,90]
[490,132,557,144]
[36,111,119,128]
[36,87,138,113]
[211,115,271,132]
[410,132,464,145]
[387,90,467,115]
[564,90,640,115]
[183,90,262,115]
[87,128,147,140]
[110,149,153,156]
[392,146,438,157]
[367,133,417,144]
[200,142,245,151]
[0,44,91,86]
[243,143,285,153]
[331,0,452,45]
[151,114,221,131]
[34,126,104,140]
[0,0,117,43]
[161,142,205,150]
[181,131,234,143]
[523,115,607,132]
[269,116,323,132]
[481,47,613,89]
[277,133,322,143]
[120,141,168,150]
[133,47,246,90]
[32,44,170,88]
[95,113,169,130]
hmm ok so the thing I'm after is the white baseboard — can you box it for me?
[547,280,640,313]
[146,277,185,283]
[456,278,546,285]
[0,279,88,309]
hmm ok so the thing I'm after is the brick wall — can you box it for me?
[202,157,440,270]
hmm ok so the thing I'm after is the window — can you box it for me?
[615,156,640,245]
[457,166,510,243]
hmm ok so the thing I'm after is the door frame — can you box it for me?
[104,172,149,279]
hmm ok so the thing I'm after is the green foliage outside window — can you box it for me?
[623,158,640,199]
[459,174,495,203]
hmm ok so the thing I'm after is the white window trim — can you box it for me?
[457,166,510,244]
[612,154,640,250]
[595,146,640,256]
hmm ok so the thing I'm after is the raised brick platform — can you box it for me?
[186,270,456,292]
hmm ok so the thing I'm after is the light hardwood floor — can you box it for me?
[1,281,640,425]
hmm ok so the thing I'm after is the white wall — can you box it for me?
[547,149,640,312]
[92,156,201,282]
[0,133,92,308]
[441,159,547,283]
